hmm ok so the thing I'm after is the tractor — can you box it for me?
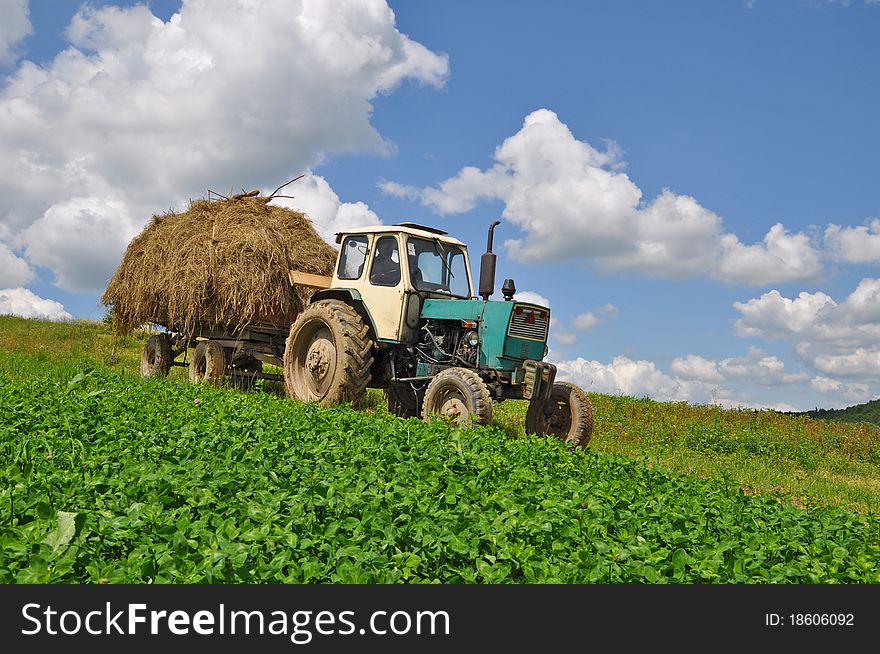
[284,220,593,446]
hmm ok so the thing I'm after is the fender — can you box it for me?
[310,288,379,342]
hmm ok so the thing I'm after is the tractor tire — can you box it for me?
[140,334,173,378]
[230,354,262,391]
[422,367,493,427]
[525,381,594,447]
[385,382,425,418]
[189,340,227,386]
[284,300,373,406]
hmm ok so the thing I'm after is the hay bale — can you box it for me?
[102,192,337,335]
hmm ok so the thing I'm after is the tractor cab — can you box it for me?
[329,223,475,344]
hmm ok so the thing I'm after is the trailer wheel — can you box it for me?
[230,354,262,391]
[140,334,173,378]
[422,367,493,427]
[525,381,593,447]
[189,340,227,385]
[385,382,425,418]
[284,300,373,406]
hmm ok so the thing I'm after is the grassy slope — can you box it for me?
[2,316,879,584]
[3,316,880,516]
[1,316,880,583]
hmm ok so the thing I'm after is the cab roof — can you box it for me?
[334,223,467,247]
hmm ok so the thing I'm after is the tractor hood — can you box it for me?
[421,298,550,371]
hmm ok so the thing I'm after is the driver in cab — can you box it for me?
[370,238,401,286]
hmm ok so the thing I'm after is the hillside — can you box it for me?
[796,399,880,426]
[2,316,880,583]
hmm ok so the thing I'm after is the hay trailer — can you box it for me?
[140,321,290,389]
[139,221,594,447]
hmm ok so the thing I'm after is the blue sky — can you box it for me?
[1,0,878,410]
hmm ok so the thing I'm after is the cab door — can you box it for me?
[359,234,407,342]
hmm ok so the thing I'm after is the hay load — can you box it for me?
[102,191,337,335]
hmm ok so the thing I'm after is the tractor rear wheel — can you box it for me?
[140,334,172,378]
[385,382,425,418]
[525,381,593,447]
[284,300,373,406]
[422,367,493,427]
[189,340,227,385]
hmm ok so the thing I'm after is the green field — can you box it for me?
[1,316,879,583]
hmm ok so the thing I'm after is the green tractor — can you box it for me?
[286,220,593,447]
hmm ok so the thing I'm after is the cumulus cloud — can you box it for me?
[825,219,880,263]
[0,0,31,65]
[573,304,617,331]
[0,0,447,292]
[551,323,577,346]
[554,355,687,400]
[382,109,821,285]
[717,224,822,285]
[269,173,381,244]
[512,290,550,307]
[0,287,71,320]
[810,376,870,404]
[734,278,880,383]
[572,312,599,331]
[22,196,141,293]
[669,354,724,382]
[0,241,33,287]
[671,347,806,386]
[550,346,808,409]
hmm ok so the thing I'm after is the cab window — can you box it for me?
[337,235,368,280]
[407,237,471,298]
[369,236,401,287]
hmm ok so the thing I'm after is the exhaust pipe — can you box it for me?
[479,220,501,301]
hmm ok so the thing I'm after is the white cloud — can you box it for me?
[269,173,381,245]
[670,347,806,386]
[0,0,31,65]
[515,290,550,307]
[669,354,723,382]
[734,279,880,383]
[383,109,821,286]
[0,287,71,320]
[716,347,807,385]
[0,0,446,291]
[716,224,822,285]
[572,304,618,331]
[810,376,870,404]
[733,289,837,340]
[825,219,880,263]
[0,241,33,287]
[553,355,687,400]
[572,312,599,331]
[22,196,141,293]
[550,346,809,410]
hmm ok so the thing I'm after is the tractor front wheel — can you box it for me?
[525,381,593,447]
[422,367,493,427]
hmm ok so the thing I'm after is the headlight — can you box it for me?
[465,331,479,347]
[544,344,549,357]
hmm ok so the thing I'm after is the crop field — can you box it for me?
[1,316,879,583]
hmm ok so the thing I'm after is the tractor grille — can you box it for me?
[508,305,550,342]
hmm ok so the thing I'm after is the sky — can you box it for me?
[1,0,879,411]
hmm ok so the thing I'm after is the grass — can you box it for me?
[4,315,880,515]
[2,316,880,583]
